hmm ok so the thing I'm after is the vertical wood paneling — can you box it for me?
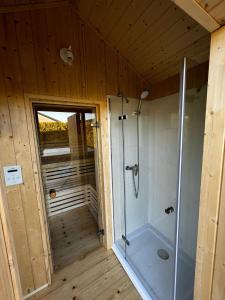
[212,148,225,299]
[30,10,49,95]
[194,26,225,300]
[15,11,38,94]
[0,172,23,300]
[0,14,36,294]
[0,215,15,300]
[1,12,48,294]
[105,46,118,96]
[85,23,106,101]
[0,6,144,297]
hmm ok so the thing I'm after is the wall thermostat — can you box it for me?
[3,165,23,186]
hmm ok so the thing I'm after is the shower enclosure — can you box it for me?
[109,58,207,300]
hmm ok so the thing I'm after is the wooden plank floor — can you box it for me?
[49,205,101,271]
[29,247,142,300]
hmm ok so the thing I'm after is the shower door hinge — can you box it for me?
[122,234,130,246]
[90,121,100,128]
[118,115,127,120]
[97,229,104,236]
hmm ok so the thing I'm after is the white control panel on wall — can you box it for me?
[3,165,23,186]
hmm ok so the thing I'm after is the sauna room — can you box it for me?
[1,1,225,300]
[34,105,100,271]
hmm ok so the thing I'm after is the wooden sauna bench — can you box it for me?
[41,158,98,219]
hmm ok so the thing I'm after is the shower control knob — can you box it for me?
[126,166,132,170]
[165,206,174,214]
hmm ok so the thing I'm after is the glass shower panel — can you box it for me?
[175,59,207,300]
[123,92,180,299]
[109,96,126,255]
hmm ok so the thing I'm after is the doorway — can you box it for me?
[34,104,102,272]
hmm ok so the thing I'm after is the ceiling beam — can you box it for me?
[171,0,220,32]
[0,1,70,14]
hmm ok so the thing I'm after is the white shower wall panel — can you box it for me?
[110,87,206,260]
[145,87,206,259]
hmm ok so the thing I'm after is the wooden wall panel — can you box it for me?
[194,25,225,300]
[0,14,37,295]
[0,6,144,297]
[0,215,15,300]
[0,174,22,300]
[212,147,225,299]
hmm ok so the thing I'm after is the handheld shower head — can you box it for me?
[134,89,149,115]
[140,89,149,100]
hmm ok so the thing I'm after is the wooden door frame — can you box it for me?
[24,93,113,284]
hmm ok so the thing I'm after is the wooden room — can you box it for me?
[0,1,225,300]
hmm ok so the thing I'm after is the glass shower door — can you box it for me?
[175,58,206,300]
[123,58,192,300]
[123,92,180,299]
[109,96,126,255]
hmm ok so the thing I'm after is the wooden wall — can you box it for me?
[0,214,16,300]
[212,148,225,299]
[0,6,144,297]
[194,25,225,300]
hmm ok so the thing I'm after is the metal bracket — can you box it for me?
[118,115,127,120]
[90,121,100,128]
[97,229,104,236]
[122,234,130,246]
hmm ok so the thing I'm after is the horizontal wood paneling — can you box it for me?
[0,5,144,297]
[0,1,70,13]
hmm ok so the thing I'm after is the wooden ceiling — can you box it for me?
[196,0,225,25]
[76,0,210,84]
[0,0,211,84]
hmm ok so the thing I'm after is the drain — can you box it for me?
[157,249,169,260]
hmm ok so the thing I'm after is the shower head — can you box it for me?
[140,89,149,100]
[133,89,149,115]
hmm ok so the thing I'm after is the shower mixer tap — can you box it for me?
[126,164,139,198]
[165,206,174,214]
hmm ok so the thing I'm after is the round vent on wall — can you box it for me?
[60,45,74,66]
